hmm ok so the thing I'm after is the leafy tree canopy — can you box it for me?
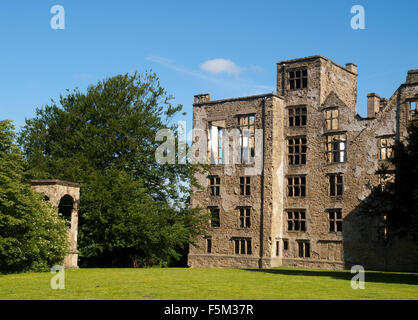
[365,115,418,244]
[18,72,207,267]
[0,120,68,273]
[389,117,418,242]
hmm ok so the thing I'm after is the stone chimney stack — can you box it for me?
[406,69,418,84]
[367,93,381,118]
[194,93,211,104]
[346,63,358,74]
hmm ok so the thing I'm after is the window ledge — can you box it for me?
[325,162,347,166]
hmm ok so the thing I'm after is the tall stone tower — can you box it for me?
[30,180,80,269]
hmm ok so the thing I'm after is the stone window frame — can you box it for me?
[297,240,311,258]
[237,114,256,164]
[327,208,343,233]
[208,206,220,228]
[287,136,307,165]
[240,176,251,196]
[328,173,343,198]
[325,132,347,163]
[208,175,221,196]
[287,175,307,197]
[377,170,395,192]
[377,135,395,161]
[283,239,289,251]
[286,209,307,232]
[232,237,252,255]
[288,68,308,90]
[409,99,417,120]
[288,105,307,127]
[208,120,226,165]
[58,194,74,223]
[324,107,339,131]
[275,240,280,256]
[205,237,212,254]
[237,206,252,229]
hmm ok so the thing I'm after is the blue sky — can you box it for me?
[0,0,417,131]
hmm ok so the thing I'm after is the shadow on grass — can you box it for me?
[243,268,418,286]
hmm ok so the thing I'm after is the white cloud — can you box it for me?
[146,55,273,96]
[200,58,242,75]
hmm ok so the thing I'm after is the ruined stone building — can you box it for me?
[31,179,80,269]
[188,55,418,271]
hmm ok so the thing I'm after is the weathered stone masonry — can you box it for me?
[31,179,80,269]
[188,55,418,271]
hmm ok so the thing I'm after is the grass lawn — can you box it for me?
[1,267,417,300]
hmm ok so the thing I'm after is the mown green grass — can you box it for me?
[1,267,417,300]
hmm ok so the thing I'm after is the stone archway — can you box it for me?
[58,194,74,223]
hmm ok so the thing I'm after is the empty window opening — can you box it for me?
[287,210,306,232]
[325,109,339,130]
[288,137,307,165]
[240,176,251,196]
[276,241,280,256]
[283,239,289,250]
[208,120,225,165]
[328,209,343,232]
[329,173,343,197]
[411,101,417,118]
[326,134,347,163]
[378,137,394,160]
[289,69,308,90]
[239,207,251,228]
[380,215,388,240]
[234,238,252,255]
[206,238,212,254]
[289,106,307,127]
[58,195,73,222]
[209,176,221,196]
[209,207,220,228]
[287,176,306,197]
[238,115,255,164]
[379,173,395,192]
[298,241,310,258]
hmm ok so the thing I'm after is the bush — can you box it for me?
[0,120,68,273]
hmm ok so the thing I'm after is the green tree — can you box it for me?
[363,115,418,244]
[19,72,207,267]
[389,116,418,242]
[0,120,68,273]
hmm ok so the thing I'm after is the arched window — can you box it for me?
[58,195,74,222]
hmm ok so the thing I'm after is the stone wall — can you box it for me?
[188,55,418,272]
[188,94,280,268]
